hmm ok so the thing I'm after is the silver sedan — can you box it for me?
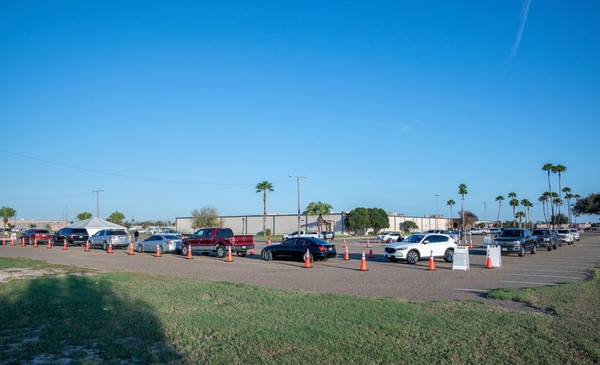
[136,234,182,254]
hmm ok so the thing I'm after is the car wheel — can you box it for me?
[518,245,525,257]
[137,244,144,253]
[443,248,454,263]
[389,256,398,263]
[387,238,394,243]
[102,242,108,251]
[531,245,537,254]
[547,244,552,251]
[237,251,247,257]
[553,242,558,250]
[262,250,273,261]
[216,245,226,258]
[406,250,419,264]
[181,244,188,256]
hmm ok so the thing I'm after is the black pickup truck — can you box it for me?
[493,228,537,256]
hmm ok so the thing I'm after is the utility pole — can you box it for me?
[434,194,439,229]
[289,175,307,234]
[92,190,104,218]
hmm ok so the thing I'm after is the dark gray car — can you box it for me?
[532,229,560,251]
[494,228,537,256]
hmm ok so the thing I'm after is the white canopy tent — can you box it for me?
[65,217,126,236]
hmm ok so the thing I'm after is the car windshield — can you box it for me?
[403,234,425,243]
[533,230,550,235]
[500,230,522,237]
[557,230,569,234]
[109,230,128,236]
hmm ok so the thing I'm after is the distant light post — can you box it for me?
[62,207,68,226]
[483,202,487,228]
[434,194,439,229]
[92,190,104,218]
[289,174,307,233]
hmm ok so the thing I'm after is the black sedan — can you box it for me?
[532,229,560,250]
[261,237,336,262]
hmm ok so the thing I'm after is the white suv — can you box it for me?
[556,229,574,245]
[384,233,457,264]
[380,232,401,243]
[568,228,580,242]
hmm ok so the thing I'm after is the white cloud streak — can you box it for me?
[509,0,532,61]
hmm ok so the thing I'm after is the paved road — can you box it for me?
[1,234,599,302]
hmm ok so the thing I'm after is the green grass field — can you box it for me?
[0,257,598,364]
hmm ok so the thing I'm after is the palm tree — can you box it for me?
[458,184,468,236]
[303,201,333,233]
[562,187,573,226]
[76,212,93,221]
[520,199,532,229]
[495,195,504,226]
[255,181,274,236]
[538,193,550,227]
[446,200,455,228]
[542,163,555,228]
[0,206,17,233]
[508,195,519,227]
[553,164,567,225]
[515,211,526,228]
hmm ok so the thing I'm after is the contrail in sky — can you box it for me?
[508,0,532,66]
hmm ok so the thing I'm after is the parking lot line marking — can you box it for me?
[501,268,588,274]
[454,288,487,293]
[501,281,558,286]
[500,273,582,280]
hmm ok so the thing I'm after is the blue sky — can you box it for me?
[1,1,599,224]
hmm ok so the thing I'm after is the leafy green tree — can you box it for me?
[572,193,600,216]
[446,200,455,219]
[402,220,418,232]
[345,208,370,235]
[191,206,220,230]
[76,212,93,221]
[495,195,504,225]
[304,201,333,233]
[458,184,468,232]
[0,206,16,233]
[107,211,125,225]
[458,210,478,229]
[255,181,274,236]
[368,208,390,235]
[551,213,569,225]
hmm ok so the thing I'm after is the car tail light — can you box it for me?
[318,246,327,251]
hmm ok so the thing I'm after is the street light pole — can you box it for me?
[92,190,104,218]
[289,175,307,234]
[62,207,68,226]
[434,194,439,229]
[484,202,487,228]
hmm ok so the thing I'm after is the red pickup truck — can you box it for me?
[181,227,254,258]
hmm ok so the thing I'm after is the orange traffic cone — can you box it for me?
[366,239,371,248]
[128,243,135,255]
[343,246,350,261]
[304,248,312,268]
[428,250,436,271]
[368,247,374,259]
[1,236,5,245]
[185,245,193,259]
[267,236,272,245]
[485,248,493,269]
[33,238,38,248]
[155,244,162,257]
[359,251,368,271]
[46,239,52,249]
[343,239,347,248]
[84,241,90,252]
[62,238,68,250]
[107,241,113,254]
[10,237,15,246]
[225,246,234,262]
[469,237,473,249]
[249,248,254,255]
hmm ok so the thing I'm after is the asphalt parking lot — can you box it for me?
[1,233,599,302]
